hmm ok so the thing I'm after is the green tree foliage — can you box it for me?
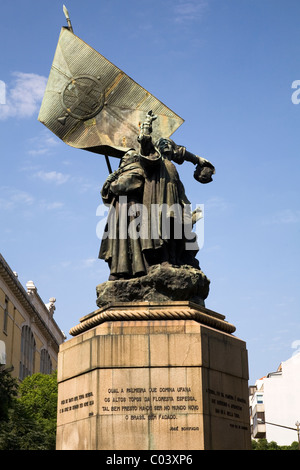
[0,369,18,421]
[0,370,58,450]
[19,371,58,423]
[252,439,299,450]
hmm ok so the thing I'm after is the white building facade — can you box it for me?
[250,352,300,446]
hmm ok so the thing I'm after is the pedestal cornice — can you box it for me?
[69,301,236,337]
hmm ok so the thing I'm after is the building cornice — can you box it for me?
[0,253,65,351]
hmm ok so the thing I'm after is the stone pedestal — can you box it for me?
[56,301,251,450]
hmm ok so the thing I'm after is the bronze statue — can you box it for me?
[99,111,215,283]
[37,11,215,307]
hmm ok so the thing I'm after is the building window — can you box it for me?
[257,411,265,422]
[40,349,52,374]
[3,296,8,333]
[19,325,36,380]
[257,394,263,404]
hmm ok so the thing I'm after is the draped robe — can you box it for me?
[99,150,199,279]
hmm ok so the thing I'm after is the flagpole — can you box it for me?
[63,5,73,33]
[105,155,112,174]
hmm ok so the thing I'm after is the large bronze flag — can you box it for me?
[38,27,184,159]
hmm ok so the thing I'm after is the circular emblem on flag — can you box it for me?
[61,75,105,120]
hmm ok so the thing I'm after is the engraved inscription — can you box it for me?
[206,387,249,431]
[59,391,94,416]
[100,386,200,431]
[58,385,249,432]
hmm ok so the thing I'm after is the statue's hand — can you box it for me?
[139,111,158,138]
[145,110,157,123]
[197,156,213,166]
[104,170,120,186]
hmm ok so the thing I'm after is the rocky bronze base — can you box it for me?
[96,264,210,308]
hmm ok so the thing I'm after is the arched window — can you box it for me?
[3,296,8,333]
[40,349,52,374]
[19,325,36,380]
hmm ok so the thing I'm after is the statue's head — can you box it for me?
[154,138,176,157]
[119,151,140,168]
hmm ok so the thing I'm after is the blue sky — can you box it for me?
[1,0,300,385]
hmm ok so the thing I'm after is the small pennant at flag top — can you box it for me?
[38,27,184,159]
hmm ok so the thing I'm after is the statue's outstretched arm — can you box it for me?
[137,111,158,158]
